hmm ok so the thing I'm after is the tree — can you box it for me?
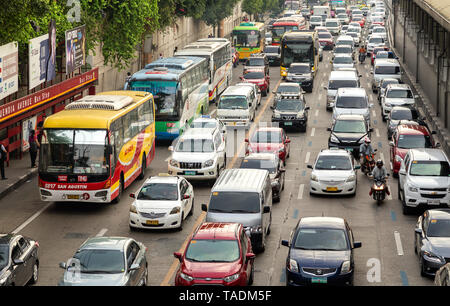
[242,0,264,20]
[201,0,239,37]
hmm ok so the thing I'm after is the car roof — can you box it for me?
[80,237,130,250]
[299,217,346,229]
[334,53,353,58]
[337,35,353,40]
[193,222,240,240]
[386,83,412,90]
[144,175,179,185]
[191,117,219,124]
[336,114,365,121]
[336,87,367,96]
[397,124,430,136]
[374,58,400,65]
[409,148,449,161]
[222,85,253,96]
[428,209,450,220]
[382,78,400,83]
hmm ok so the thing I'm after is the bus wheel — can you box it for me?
[138,155,146,180]
[112,175,124,204]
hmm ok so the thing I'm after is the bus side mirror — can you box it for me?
[106,145,113,155]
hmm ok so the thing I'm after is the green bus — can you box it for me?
[232,22,265,60]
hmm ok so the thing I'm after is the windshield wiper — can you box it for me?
[81,270,122,274]
[230,209,253,213]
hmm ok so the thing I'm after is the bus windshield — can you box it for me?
[40,129,109,175]
[233,30,260,48]
[282,43,313,67]
[128,80,178,120]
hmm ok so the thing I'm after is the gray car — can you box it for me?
[58,237,148,286]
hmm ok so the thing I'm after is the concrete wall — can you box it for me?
[90,1,246,92]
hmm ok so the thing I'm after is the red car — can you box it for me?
[246,127,291,164]
[240,68,270,96]
[232,47,239,67]
[389,124,437,176]
[174,222,255,286]
[371,46,390,65]
[318,32,334,50]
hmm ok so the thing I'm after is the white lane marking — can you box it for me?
[96,228,108,237]
[394,231,404,256]
[305,152,311,164]
[375,128,380,137]
[372,110,377,117]
[12,203,52,234]
[310,128,315,137]
[380,153,385,162]
[209,109,217,116]
[387,186,393,200]
[318,93,323,100]
[297,184,305,200]
[325,64,329,69]
[315,110,319,117]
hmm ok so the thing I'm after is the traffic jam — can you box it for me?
[2,0,450,288]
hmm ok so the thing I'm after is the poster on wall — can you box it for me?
[29,34,49,90]
[22,115,38,152]
[65,25,86,75]
[0,41,19,100]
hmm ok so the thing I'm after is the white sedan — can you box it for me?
[129,174,194,230]
[308,148,359,196]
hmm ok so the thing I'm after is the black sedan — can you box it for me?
[0,234,39,286]
[282,217,362,286]
[264,46,281,66]
[271,95,309,132]
[328,114,372,158]
[415,209,450,277]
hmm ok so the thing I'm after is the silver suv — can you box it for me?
[381,84,418,121]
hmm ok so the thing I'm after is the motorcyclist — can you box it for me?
[359,136,374,160]
[370,159,390,195]
[359,46,366,63]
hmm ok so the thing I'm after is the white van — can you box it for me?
[325,18,341,35]
[217,86,257,128]
[336,35,355,49]
[371,58,402,92]
[325,70,361,110]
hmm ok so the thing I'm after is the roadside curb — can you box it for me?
[0,168,38,201]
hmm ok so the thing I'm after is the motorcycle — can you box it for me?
[359,52,366,63]
[361,151,376,176]
[370,174,390,205]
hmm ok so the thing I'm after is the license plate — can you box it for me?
[67,195,80,200]
[311,277,327,284]
[427,200,440,205]
[185,171,197,176]
[146,220,159,225]
[326,187,338,192]
[284,122,293,126]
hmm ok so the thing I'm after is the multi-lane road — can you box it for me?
[0,34,434,286]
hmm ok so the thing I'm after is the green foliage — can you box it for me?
[176,0,206,19]
[201,0,239,28]
[242,0,264,16]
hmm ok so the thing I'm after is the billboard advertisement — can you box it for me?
[0,42,19,100]
[29,34,50,90]
[65,25,86,75]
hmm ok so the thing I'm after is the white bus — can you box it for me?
[175,38,233,105]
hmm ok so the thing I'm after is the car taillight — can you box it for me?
[35,241,39,248]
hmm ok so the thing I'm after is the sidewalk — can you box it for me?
[0,156,38,201]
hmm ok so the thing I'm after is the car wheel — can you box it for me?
[29,261,39,285]
[248,262,255,285]
[188,198,194,216]
[420,256,427,277]
[138,155,146,180]
[402,191,412,215]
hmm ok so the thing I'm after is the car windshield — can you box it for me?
[311,16,322,22]
[190,121,217,129]
[265,46,279,54]
[338,14,347,18]
[347,32,358,38]
[208,192,260,213]
[336,95,367,108]
[391,109,416,120]
[289,65,310,73]
[382,81,399,90]
[386,89,413,99]
[410,161,450,177]
[277,85,299,93]
[335,47,352,53]
[240,159,277,174]
[315,156,353,170]
[138,183,178,201]
[0,245,8,270]
[375,65,400,74]
[251,131,282,143]
[275,99,305,112]
[175,138,214,153]
[244,71,265,79]
[326,21,339,27]
[373,28,386,33]
[294,228,349,251]
[352,17,362,21]
[334,120,366,133]
[334,57,353,64]
[318,33,332,39]
[185,240,240,262]
[369,37,384,44]
[347,27,360,33]
[247,58,265,66]
[427,220,450,237]
[397,135,433,149]
[73,249,125,274]
[329,79,358,89]
[219,96,248,110]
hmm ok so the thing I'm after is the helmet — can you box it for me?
[376,159,383,167]
[364,136,371,144]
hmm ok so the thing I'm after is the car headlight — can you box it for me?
[180,272,194,282]
[248,225,263,233]
[203,159,214,167]
[423,251,444,263]
[170,207,181,215]
[273,111,281,118]
[311,173,319,182]
[169,159,179,167]
[330,134,339,143]
[224,273,240,283]
[346,174,356,182]
[296,111,304,119]
[130,204,137,214]
[341,260,352,274]
[395,155,403,162]
[288,259,299,273]
[408,186,418,192]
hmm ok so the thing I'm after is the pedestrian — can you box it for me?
[159,53,163,60]
[29,130,39,168]
[173,47,178,55]
[0,143,7,180]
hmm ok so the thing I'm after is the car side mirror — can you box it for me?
[327,127,331,131]
[129,193,135,198]
[168,146,174,152]
[329,103,335,108]
[270,106,274,110]
[285,139,291,143]
[280,168,286,173]
[374,148,378,152]
[369,128,374,132]
[305,106,310,111]
[173,252,182,261]
[240,76,244,80]
[389,141,394,146]
[355,165,361,170]
[245,138,249,142]
[353,241,362,248]
[201,204,208,211]
[272,91,276,94]
[431,130,437,135]
[263,206,271,213]
[399,169,406,175]
[323,86,328,90]
[13,259,25,266]
[415,228,422,234]
[435,142,441,148]
[414,95,419,99]
[129,263,140,271]
[59,262,67,269]
[246,253,256,261]
[249,103,252,107]
[307,164,313,169]
[281,240,290,247]
[369,103,374,108]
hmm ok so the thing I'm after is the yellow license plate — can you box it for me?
[67,195,80,200]
[232,122,237,126]
[326,187,338,192]
[146,220,159,225]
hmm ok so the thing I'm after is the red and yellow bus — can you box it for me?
[271,17,307,45]
[38,91,156,204]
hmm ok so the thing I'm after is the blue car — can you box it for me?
[282,217,362,286]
